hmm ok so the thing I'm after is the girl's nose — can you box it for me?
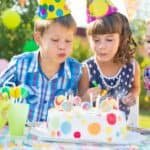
[98,41,106,49]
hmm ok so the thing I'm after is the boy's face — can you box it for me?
[35,22,74,64]
[145,24,150,57]
[89,33,120,62]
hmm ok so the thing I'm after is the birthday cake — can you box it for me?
[47,95,127,143]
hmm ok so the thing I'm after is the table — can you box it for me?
[0,126,150,150]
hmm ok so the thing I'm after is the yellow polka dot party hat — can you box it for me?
[87,0,118,23]
[37,0,70,20]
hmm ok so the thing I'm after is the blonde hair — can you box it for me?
[34,15,76,36]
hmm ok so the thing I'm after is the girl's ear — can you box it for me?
[33,32,41,45]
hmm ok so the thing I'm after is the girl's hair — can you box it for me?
[147,20,150,25]
[87,13,137,64]
[34,14,77,36]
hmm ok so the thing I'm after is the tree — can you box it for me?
[0,0,38,60]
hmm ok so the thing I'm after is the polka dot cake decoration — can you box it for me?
[47,94,127,142]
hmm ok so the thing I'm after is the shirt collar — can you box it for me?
[59,59,71,79]
[28,50,39,73]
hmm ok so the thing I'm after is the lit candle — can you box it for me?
[96,95,101,109]
[89,93,93,108]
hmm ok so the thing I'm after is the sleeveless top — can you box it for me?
[84,57,135,119]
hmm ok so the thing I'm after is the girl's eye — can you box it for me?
[146,40,150,43]
[65,40,72,43]
[93,39,99,42]
[106,39,113,42]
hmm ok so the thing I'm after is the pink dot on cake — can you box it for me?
[107,113,116,125]
[73,131,81,139]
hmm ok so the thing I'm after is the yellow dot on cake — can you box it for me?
[105,127,113,135]
[88,123,101,135]
[81,119,87,125]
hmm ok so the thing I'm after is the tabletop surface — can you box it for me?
[0,125,150,150]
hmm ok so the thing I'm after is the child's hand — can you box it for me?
[87,87,100,101]
[122,93,137,106]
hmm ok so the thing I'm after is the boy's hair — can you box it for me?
[34,14,77,36]
[87,13,137,64]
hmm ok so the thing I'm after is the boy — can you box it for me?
[0,0,82,122]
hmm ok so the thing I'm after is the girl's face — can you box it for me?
[89,33,120,62]
[35,22,74,64]
[144,24,150,57]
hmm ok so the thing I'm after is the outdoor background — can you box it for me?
[0,0,150,128]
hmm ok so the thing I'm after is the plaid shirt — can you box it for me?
[0,51,82,122]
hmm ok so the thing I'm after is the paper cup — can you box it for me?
[8,103,29,136]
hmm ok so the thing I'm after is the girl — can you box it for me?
[79,12,140,119]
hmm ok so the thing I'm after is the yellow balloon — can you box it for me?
[1,9,21,29]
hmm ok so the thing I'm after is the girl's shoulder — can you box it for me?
[82,56,94,65]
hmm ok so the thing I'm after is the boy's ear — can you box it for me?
[33,32,41,45]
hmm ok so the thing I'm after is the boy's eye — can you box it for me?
[51,39,59,42]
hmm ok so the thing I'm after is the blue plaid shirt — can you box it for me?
[0,51,82,122]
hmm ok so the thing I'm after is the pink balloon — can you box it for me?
[0,59,9,73]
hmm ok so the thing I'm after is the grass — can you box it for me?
[139,109,150,128]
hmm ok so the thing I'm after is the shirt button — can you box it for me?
[40,118,45,121]
[44,100,47,104]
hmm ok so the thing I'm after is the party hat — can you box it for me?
[37,0,70,20]
[87,0,118,23]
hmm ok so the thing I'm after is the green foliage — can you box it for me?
[71,37,93,62]
[0,0,38,60]
[130,19,146,45]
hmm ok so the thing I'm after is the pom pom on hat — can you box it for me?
[87,0,118,23]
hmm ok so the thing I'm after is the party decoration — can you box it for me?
[0,85,29,129]
[54,95,66,107]
[72,96,81,105]
[81,101,90,111]
[1,9,21,29]
[87,0,118,23]
[18,0,26,7]
[36,0,70,20]
[62,101,72,111]
[23,39,39,52]
[99,98,118,112]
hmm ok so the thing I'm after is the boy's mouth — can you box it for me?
[57,53,66,58]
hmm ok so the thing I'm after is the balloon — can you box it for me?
[1,9,21,29]
[23,39,39,52]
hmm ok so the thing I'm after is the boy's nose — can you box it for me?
[58,41,66,50]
